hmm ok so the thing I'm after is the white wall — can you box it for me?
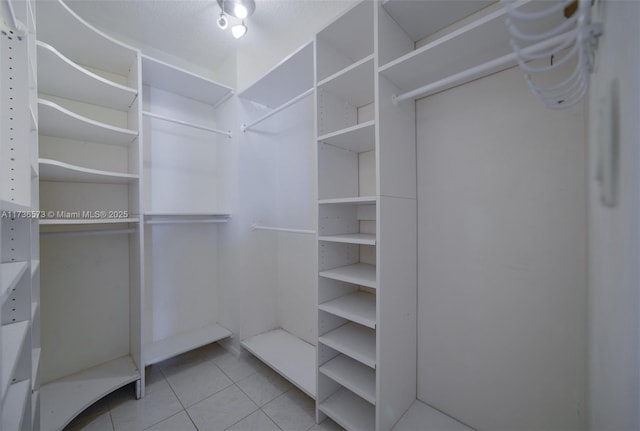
[588,1,640,429]
[416,66,587,430]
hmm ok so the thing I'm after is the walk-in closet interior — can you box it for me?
[1,0,638,430]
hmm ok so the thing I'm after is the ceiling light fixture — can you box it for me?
[231,21,247,39]
[216,0,254,39]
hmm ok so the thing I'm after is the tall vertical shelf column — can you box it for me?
[141,55,233,366]
[35,0,143,429]
[1,0,40,428]
[315,1,418,429]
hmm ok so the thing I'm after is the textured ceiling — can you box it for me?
[65,0,354,77]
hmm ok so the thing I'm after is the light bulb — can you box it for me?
[231,22,247,38]
[217,13,228,29]
[233,3,248,18]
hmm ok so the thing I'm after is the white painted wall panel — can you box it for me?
[416,66,587,430]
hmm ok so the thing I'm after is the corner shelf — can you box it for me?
[241,329,316,399]
[146,323,231,365]
[38,99,137,146]
[37,41,137,110]
[318,322,376,369]
[319,263,377,289]
[40,355,139,431]
[141,55,233,106]
[239,41,314,108]
[317,120,375,153]
[36,0,137,76]
[39,158,138,184]
[319,354,376,405]
[318,387,375,431]
[1,262,29,304]
[319,291,376,329]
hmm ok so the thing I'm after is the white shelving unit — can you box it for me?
[316,2,418,430]
[36,0,143,427]
[1,0,40,427]
[237,41,318,399]
[141,54,233,367]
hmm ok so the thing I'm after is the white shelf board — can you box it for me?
[144,212,232,218]
[32,348,41,390]
[392,400,473,431]
[320,355,376,405]
[241,328,316,399]
[1,262,29,304]
[319,196,377,206]
[238,41,314,108]
[39,158,138,184]
[37,41,137,111]
[36,0,137,76]
[2,379,31,431]
[379,3,523,93]
[318,233,376,246]
[319,291,376,329]
[40,355,139,431]
[1,321,30,400]
[319,322,376,368]
[317,120,375,153]
[317,55,375,108]
[381,0,494,42]
[38,99,137,146]
[319,386,375,431]
[141,55,232,106]
[39,218,139,226]
[319,263,377,289]
[146,323,231,365]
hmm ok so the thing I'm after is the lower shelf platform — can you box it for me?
[392,399,472,431]
[146,323,232,365]
[319,387,375,431]
[241,328,316,399]
[40,355,140,431]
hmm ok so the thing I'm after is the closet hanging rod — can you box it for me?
[392,30,575,104]
[40,228,135,238]
[1,0,27,38]
[242,88,314,132]
[145,219,228,225]
[143,111,232,138]
[251,224,316,235]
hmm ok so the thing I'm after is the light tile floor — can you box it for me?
[64,343,344,431]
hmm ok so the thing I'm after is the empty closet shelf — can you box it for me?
[319,322,376,368]
[38,99,137,146]
[318,196,377,205]
[1,262,29,304]
[241,329,316,399]
[146,323,232,365]
[318,233,376,245]
[39,159,138,184]
[320,354,376,405]
[317,55,375,108]
[317,120,375,153]
[37,41,137,110]
[319,291,376,328]
[319,263,377,289]
[2,379,31,431]
[318,386,375,431]
[40,356,139,431]
[1,321,30,400]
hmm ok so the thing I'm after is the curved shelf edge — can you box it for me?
[37,41,137,110]
[38,99,138,146]
[39,158,138,184]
